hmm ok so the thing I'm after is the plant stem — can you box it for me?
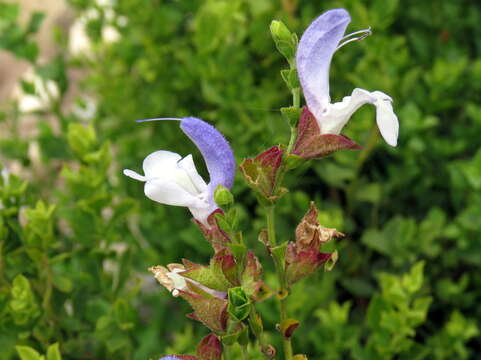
[265,205,292,360]
[279,298,293,359]
[223,344,232,360]
[266,205,277,247]
[292,88,300,109]
[241,344,249,360]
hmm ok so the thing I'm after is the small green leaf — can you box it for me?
[281,106,302,127]
[16,346,41,360]
[46,343,62,360]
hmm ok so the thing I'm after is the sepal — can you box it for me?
[211,249,239,286]
[227,287,251,321]
[261,345,277,359]
[241,251,265,299]
[296,202,344,251]
[197,333,222,360]
[279,318,300,339]
[239,146,285,200]
[293,108,361,159]
[193,209,231,252]
[285,246,332,285]
[285,202,344,285]
[180,283,228,334]
[181,259,231,292]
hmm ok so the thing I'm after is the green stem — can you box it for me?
[241,344,249,360]
[265,205,292,360]
[266,206,277,247]
[279,298,293,359]
[287,126,297,154]
[223,344,232,360]
[292,88,300,109]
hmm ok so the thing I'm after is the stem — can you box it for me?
[265,205,292,360]
[286,125,297,154]
[223,344,232,360]
[266,205,277,247]
[279,299,293,359]
[241,344,249,360]
[292,88,300,109]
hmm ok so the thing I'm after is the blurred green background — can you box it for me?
[0,0,480,359]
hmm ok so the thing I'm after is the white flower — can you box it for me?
[297,8,399,146]
[123,150,216,226]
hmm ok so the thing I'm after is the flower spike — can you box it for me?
[296,8,399,147]
[124,117,235,225]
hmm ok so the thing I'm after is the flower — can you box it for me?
[296,8,399,146]
[149,264,227,299]
[123,117,235,226]
[150,263,229,333]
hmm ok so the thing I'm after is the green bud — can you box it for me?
[228,287,251,321]
[214,185,234,206]
[270,20,298,65]
[270,20,292,42]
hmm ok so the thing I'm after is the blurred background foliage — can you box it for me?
[0,0,480,359]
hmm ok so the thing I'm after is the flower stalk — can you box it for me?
[265,202,293,360]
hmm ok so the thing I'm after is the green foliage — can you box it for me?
[0,0,480,358]
[0,3,44,62]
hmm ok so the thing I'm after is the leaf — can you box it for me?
[16,346,41,360]
[46,343,62,360]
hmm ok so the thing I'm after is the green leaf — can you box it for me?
[16,346,41,360]
[26,12,45,34]
[46,343,62,360]
[67,123,97,158]
[402,261,425,294]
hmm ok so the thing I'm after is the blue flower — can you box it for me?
[297,8,399,146]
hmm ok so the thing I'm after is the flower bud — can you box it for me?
[214,185,234,207]
[227,287,251,321]
[270,20,297,64]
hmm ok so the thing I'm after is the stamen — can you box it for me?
[136,117,182,123]
[336,27,372,51]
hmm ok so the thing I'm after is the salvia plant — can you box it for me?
[122,9,400,359]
